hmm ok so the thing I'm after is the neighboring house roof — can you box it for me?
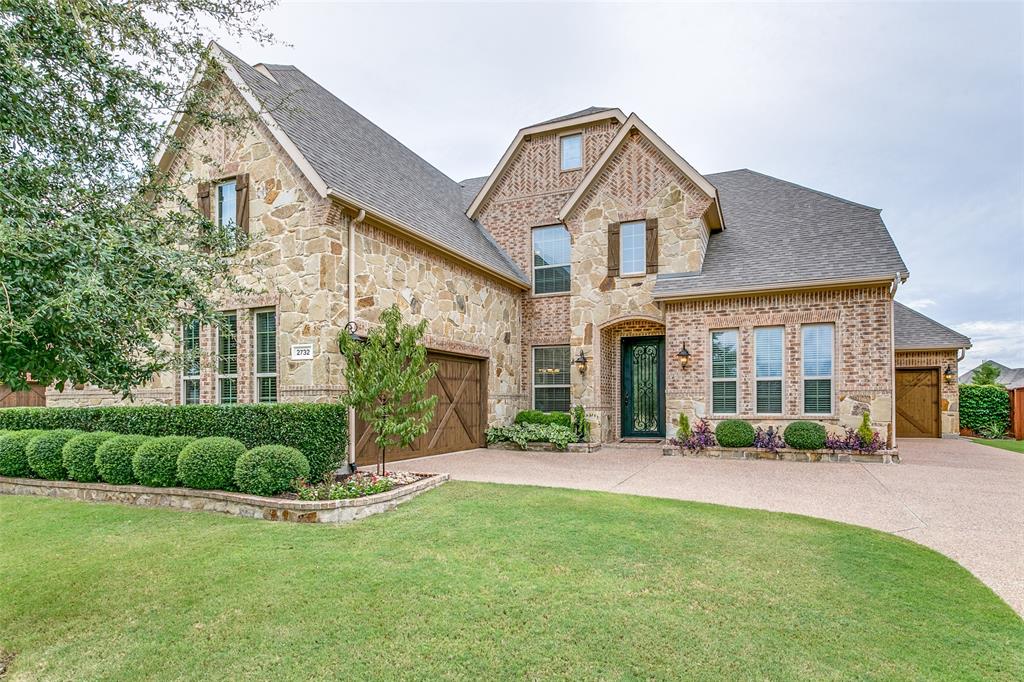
[466,107,627,218]
[558,113,724,229]
[530,106,615,127]
[201,44,529,286]
[893,301,971,350]
[652,169,910,299]
[959,361,1024,388]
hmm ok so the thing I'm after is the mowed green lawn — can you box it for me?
[972,438,1024,454]
[1,483,1021,680]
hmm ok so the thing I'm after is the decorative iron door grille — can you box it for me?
[621,336,665,438]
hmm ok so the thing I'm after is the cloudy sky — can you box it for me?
[220,1,1023,371]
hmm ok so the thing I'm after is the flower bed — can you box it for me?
[293,470,429,501]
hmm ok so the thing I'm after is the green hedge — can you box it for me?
[178,437,246,490]
[715,420,756,448]
[0,404,347,481]
[514,410,571,428]
[133,436,194,488]
[96,435,151,485]
[62,432,116,482]
[0,430,43,477]
[235,445,309,497]
[959,385,1010,435]
[27,429,82,480]
[783,421,827,450]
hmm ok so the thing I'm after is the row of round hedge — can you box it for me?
[0,429,310,497]
[713,419,829,450]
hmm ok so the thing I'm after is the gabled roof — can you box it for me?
[466,107,626,218]
[557,113,724,228]
[162,43,529,287]
[653,169,910,299]
[959,361,1024,388]
[894,301,972,350]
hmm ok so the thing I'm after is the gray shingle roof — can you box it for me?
[894,302,971,350]
[529,107,615,128]
[959,361,1024,388]
[458,177,487,211]
[216,45,528,285]
[652,169,910,299]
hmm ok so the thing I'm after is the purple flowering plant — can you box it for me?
[753,426,785,452]
[683,419,716,453]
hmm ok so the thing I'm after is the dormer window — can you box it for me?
[560,133,582,171]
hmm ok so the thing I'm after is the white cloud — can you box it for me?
[904,298,936,310]
[958,319,1024,371]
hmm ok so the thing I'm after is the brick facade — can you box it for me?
[895,349,961,436]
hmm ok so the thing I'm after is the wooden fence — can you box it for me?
[1010,387,1024,441]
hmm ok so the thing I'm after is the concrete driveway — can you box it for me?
[387,438,1024,615]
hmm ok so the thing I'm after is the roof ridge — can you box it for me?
[719,168,881,212]
[894,301,971,342]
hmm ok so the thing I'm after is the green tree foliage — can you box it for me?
[339,305,438,475]
[959,384,1010,435]
[0,0,275,393]
[970,363,1004,387]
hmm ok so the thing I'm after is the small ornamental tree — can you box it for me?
[339,305,438,475]
[970,362,1004,387]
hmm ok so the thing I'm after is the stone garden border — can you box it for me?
[662,445,899,464]
[0,473,449,523]
[487,441,602,453]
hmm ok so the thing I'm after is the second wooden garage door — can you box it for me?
[896,368,940,438]
[355,352,487,466]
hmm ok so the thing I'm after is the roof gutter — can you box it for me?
[652,274,906,302]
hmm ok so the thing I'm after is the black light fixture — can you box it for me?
[343,321,366,345]
[573,350,589,374]
[676,344,691,368]
[943,364,956,384]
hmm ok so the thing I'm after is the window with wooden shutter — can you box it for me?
[235,173,250,237]
[607,222,620,277]
[198,181,211,219]
[645,218,658,274]
[620,221,646,276]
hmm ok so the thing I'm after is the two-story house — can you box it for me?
[47,43,972,467]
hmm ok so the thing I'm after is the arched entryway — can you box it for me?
[597,316,666,442]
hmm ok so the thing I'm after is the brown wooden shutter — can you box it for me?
[235,173,249,237]
[198,181,211,219]
[645,218,659,274]
[607,222,620,277]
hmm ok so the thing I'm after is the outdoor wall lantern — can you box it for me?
[943,364,956,384]
[573,350,589,375]
[676,344,691,369]
[343,321,366,345]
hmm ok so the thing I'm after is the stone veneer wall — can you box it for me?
[351,222,522,425]
[664,286,896,442]
[895,349,961,436]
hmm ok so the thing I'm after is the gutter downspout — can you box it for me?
[889,273,900,451]
[348,208,365,472]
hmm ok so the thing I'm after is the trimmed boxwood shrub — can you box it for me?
[95,435,151,485]
[0,430,44,477]
[177,437,247,490]
[26,429,82,480]
[959,384,1010,435]
[235,445,310,497]
[715,420,756,448]
[133,436,195,488]
[514,410,571,428]
[62,431,116,482]
[0,404,346,481]
[783,421,827,450]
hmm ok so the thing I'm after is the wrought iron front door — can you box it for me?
[621,336,665,438]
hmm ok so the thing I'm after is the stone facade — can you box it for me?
[896,349,961,436]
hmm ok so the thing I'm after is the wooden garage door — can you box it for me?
[896,369,940,438]
[0,383,46,408]
[355,352,486,467]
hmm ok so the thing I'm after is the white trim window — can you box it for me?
[711,330,738,414]
[254,310,277,403]
[215,179,237,243]
[620,220,646,276]
[217,312,238,404]
[802,324,834,414]
[532,225,571,295]
[755,327,784,414]
[181,319,200,405]
[560,133,582,171]
[533,346,571,412]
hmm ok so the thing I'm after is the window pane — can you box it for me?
[711,330,738,379]
[712,381,737,414]
[219,377,237,404]
[756,380,782,413]
[755,327,783,378]
[184,379,200,405]
[534,266,570,295]
[804,379,832,414]
[802,324,833,377]
[535,387,570,413]
[560,134,582,170]
[217,181,236,228]
[218,314,237,374]
[258,376,277,404]
[534,346,570,386]
[256,311,277,375]
[183,319,200,377]
[620,221,646,275]
[533,225,570,268]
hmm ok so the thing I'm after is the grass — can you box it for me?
[972,437,1024,453]
[2,483,1022,680]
